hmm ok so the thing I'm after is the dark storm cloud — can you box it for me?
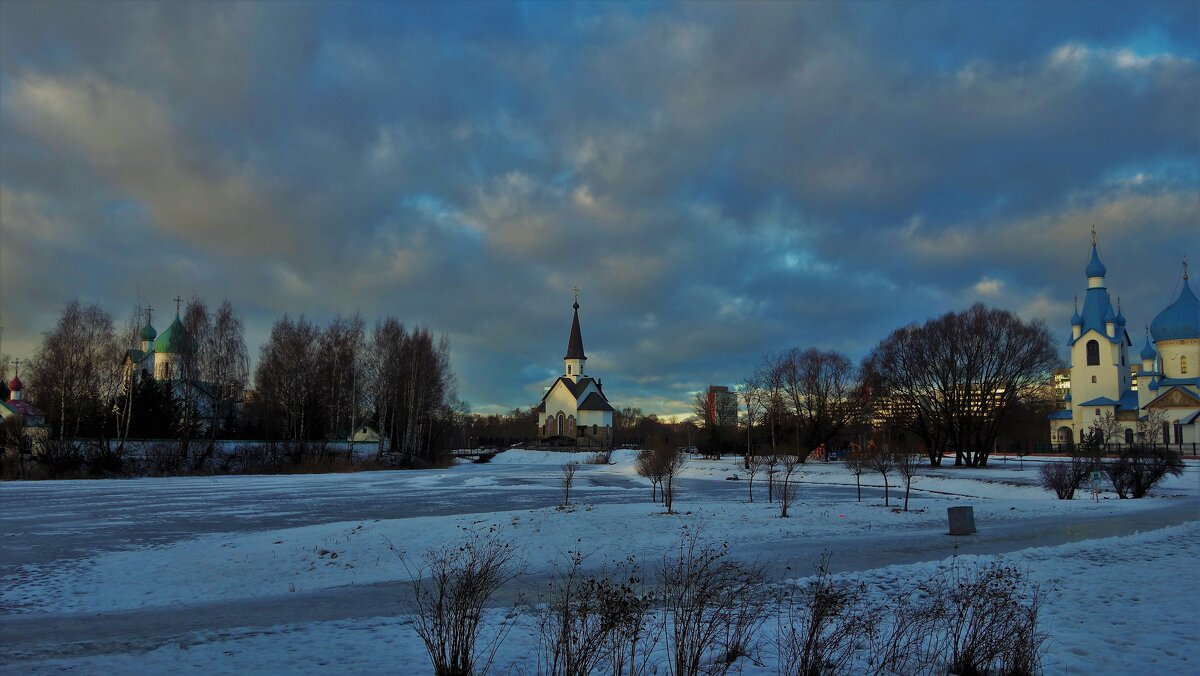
[1,0,1196,416]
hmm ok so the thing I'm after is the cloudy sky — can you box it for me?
[0,1,1196,417]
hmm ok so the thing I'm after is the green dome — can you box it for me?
[153,316,195,354]
[140,322,157,341]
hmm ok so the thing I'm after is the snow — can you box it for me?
[2,450,1198,673]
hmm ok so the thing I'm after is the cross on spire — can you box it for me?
[1184,255,1190,281]
[145,304,154,324]
[173,296,183,316]
[572,286,580,303]
[1091,224,1097,246]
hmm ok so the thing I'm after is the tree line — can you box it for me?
[720,303,1059,468]
[9,297,461,475]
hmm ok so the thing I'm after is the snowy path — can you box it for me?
[2,451,1197,672]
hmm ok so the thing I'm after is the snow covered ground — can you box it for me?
[2,450,1197,673]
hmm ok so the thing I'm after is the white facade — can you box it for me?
[535,298,614,447]
[1050,237,1200,448]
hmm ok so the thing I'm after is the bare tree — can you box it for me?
[778,453,803,518]
[843,446,867,502]
[1039,447,1097,500]
[738,373,765,470]
[862,304,1060,467]
[659,447,686,515]
[779,348,865,463]
[744,452,760,503]
[635,449,663,503]
[561,461,578,507]
[893,452,921,511]
[29,300,121,442]
[865,447,895,507]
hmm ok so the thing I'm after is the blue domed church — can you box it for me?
[1049,234,1200,448]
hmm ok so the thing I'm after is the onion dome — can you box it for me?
[153,314,196,355]
[1149,266,1199,342]
[1071,307,1082,326]
[1140,339,1157,362]
[140,322,158,341]
[8,372,22,392]
[1085,243,1107,278]
[1116,304,1126,326]
[1064,391,1072,402]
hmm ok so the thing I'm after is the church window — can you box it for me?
[1086,340,1100,366]
[592,424,598,435]
[557,412,565,436]
[1182,356,1189,374]
[1174,423,1183,445]
[1095,408,1101,417]
[1124,428,1133,445]
[1091,376,1097,384]
[568,365,572,375]
[1121,353,1125,366]
[1162,422,1170,445]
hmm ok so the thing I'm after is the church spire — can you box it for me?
[565,288,586,361]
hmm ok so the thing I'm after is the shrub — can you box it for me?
[776,553,879,676]
[399,535,524,676]
[535,551,656,676]
[1103,447,1185,499]
[1039,448,1096,500]
[587,449,613,464]
[659,532,768,675]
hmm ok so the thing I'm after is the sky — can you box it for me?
[0,0,1197,418]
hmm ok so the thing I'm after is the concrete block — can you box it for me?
[948,506,976,535]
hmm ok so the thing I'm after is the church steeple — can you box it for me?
[564,288,587,381]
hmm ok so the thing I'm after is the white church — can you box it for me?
[1049,233,1199,448]
[535,294,615,448]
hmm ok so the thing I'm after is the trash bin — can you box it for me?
[948,506,976,535]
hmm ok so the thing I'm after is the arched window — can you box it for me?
[566,415,576,436]
[567,365,572,375]
[1174,423,1183,445]
[1162,421,1170,445]
[557,412,566,436]
[1091,376,1097,383]
[1182,356,1189,374]
[1124,428,1133,445]
[1086,340,1100,366]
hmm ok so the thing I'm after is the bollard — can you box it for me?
[947,506,976,535]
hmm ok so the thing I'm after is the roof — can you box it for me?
[8,373,22,391]
[1146,385,1200,409]
[1073,287,1125,346]
[1140,336,1157,361]
[154,315,195,354]
[1,399,46,421]
[565,301,586,360]
[1150,274,1199,342]
[140,322,157,341]
[1085,243,1107,278]
[577,391,614,412]
[1077,396,1120,407]
[125,348,146,364]
[1047,409,1073,420]
[1181,410,1200,425]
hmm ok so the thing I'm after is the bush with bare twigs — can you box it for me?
[659,531,769,675]
[1039,447,1097,500]
[635,447,685,513]
[1103,447,1184,499]
[776,553,880,676]
[396,535,525,676]
[587,449,613,464]
[534,551,659,676]
[778,453,803,517]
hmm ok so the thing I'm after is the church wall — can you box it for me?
[1155,340,1199,379]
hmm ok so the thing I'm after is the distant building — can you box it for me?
[0,366,48,455]
[534,293,614,448]
[705,385,737,426]
[1048,233,1199,447]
